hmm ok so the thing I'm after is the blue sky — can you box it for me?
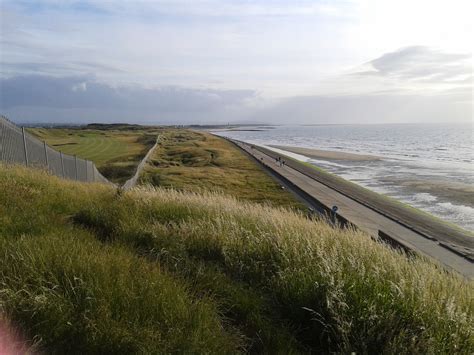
[0,0,472,124]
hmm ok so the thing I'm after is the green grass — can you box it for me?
[0,165,473,354]
[140,129,305,210]
[0,166,240,353]
[28,127,158,184]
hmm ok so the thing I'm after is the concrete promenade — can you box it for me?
[231,139,474,280]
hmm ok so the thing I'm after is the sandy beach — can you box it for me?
[270,145,381,161]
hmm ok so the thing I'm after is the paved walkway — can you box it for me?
[232,139,473,280]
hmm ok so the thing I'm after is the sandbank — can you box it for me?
[270,145,381,161]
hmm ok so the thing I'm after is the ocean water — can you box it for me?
[214,123,474,231]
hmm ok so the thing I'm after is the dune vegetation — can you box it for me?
[0,165,472,354]
[140,129,305,209]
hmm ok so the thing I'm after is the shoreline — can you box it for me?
[269,145,381,162]
[266,143,473,232]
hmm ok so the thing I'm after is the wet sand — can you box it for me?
[393,179,474,208]
[270,145,381,161]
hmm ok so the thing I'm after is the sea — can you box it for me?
[214,122,474,231]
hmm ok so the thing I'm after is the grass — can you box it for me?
[28,127,158,184]
[140,129,305,210]
[0,164,473,354]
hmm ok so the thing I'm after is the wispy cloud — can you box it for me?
[354,46,472,84]
[0,0,360,93]
[0,1,472,124]
[6,0,353,18]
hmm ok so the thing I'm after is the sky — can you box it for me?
[0,0,472,124]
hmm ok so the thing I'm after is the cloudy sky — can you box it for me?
[0,0,472,124]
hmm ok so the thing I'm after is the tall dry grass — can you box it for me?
[0,165,473,353]
[77,185,474,353]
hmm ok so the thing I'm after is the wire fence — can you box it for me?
[0,115,111,184]
[122,138,159,190]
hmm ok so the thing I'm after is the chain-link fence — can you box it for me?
[0,115,111,184]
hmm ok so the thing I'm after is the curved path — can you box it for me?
[230,139,473,280]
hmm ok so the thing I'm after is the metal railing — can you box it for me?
[0,115,111,184]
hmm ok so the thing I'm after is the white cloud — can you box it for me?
[345,47,472,94]
[71,82,87,92]
[365,47,471,80]
[0,0,472,123]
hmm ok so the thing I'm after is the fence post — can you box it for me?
[74,155,78,180]
[60,151,65,177]
[43,141,49,169]
[21,127,28,166]
[92,165,96,181]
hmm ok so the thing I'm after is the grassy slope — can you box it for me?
[140,129,305,209]
[28,127,157,184]
[0,165,473,354]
